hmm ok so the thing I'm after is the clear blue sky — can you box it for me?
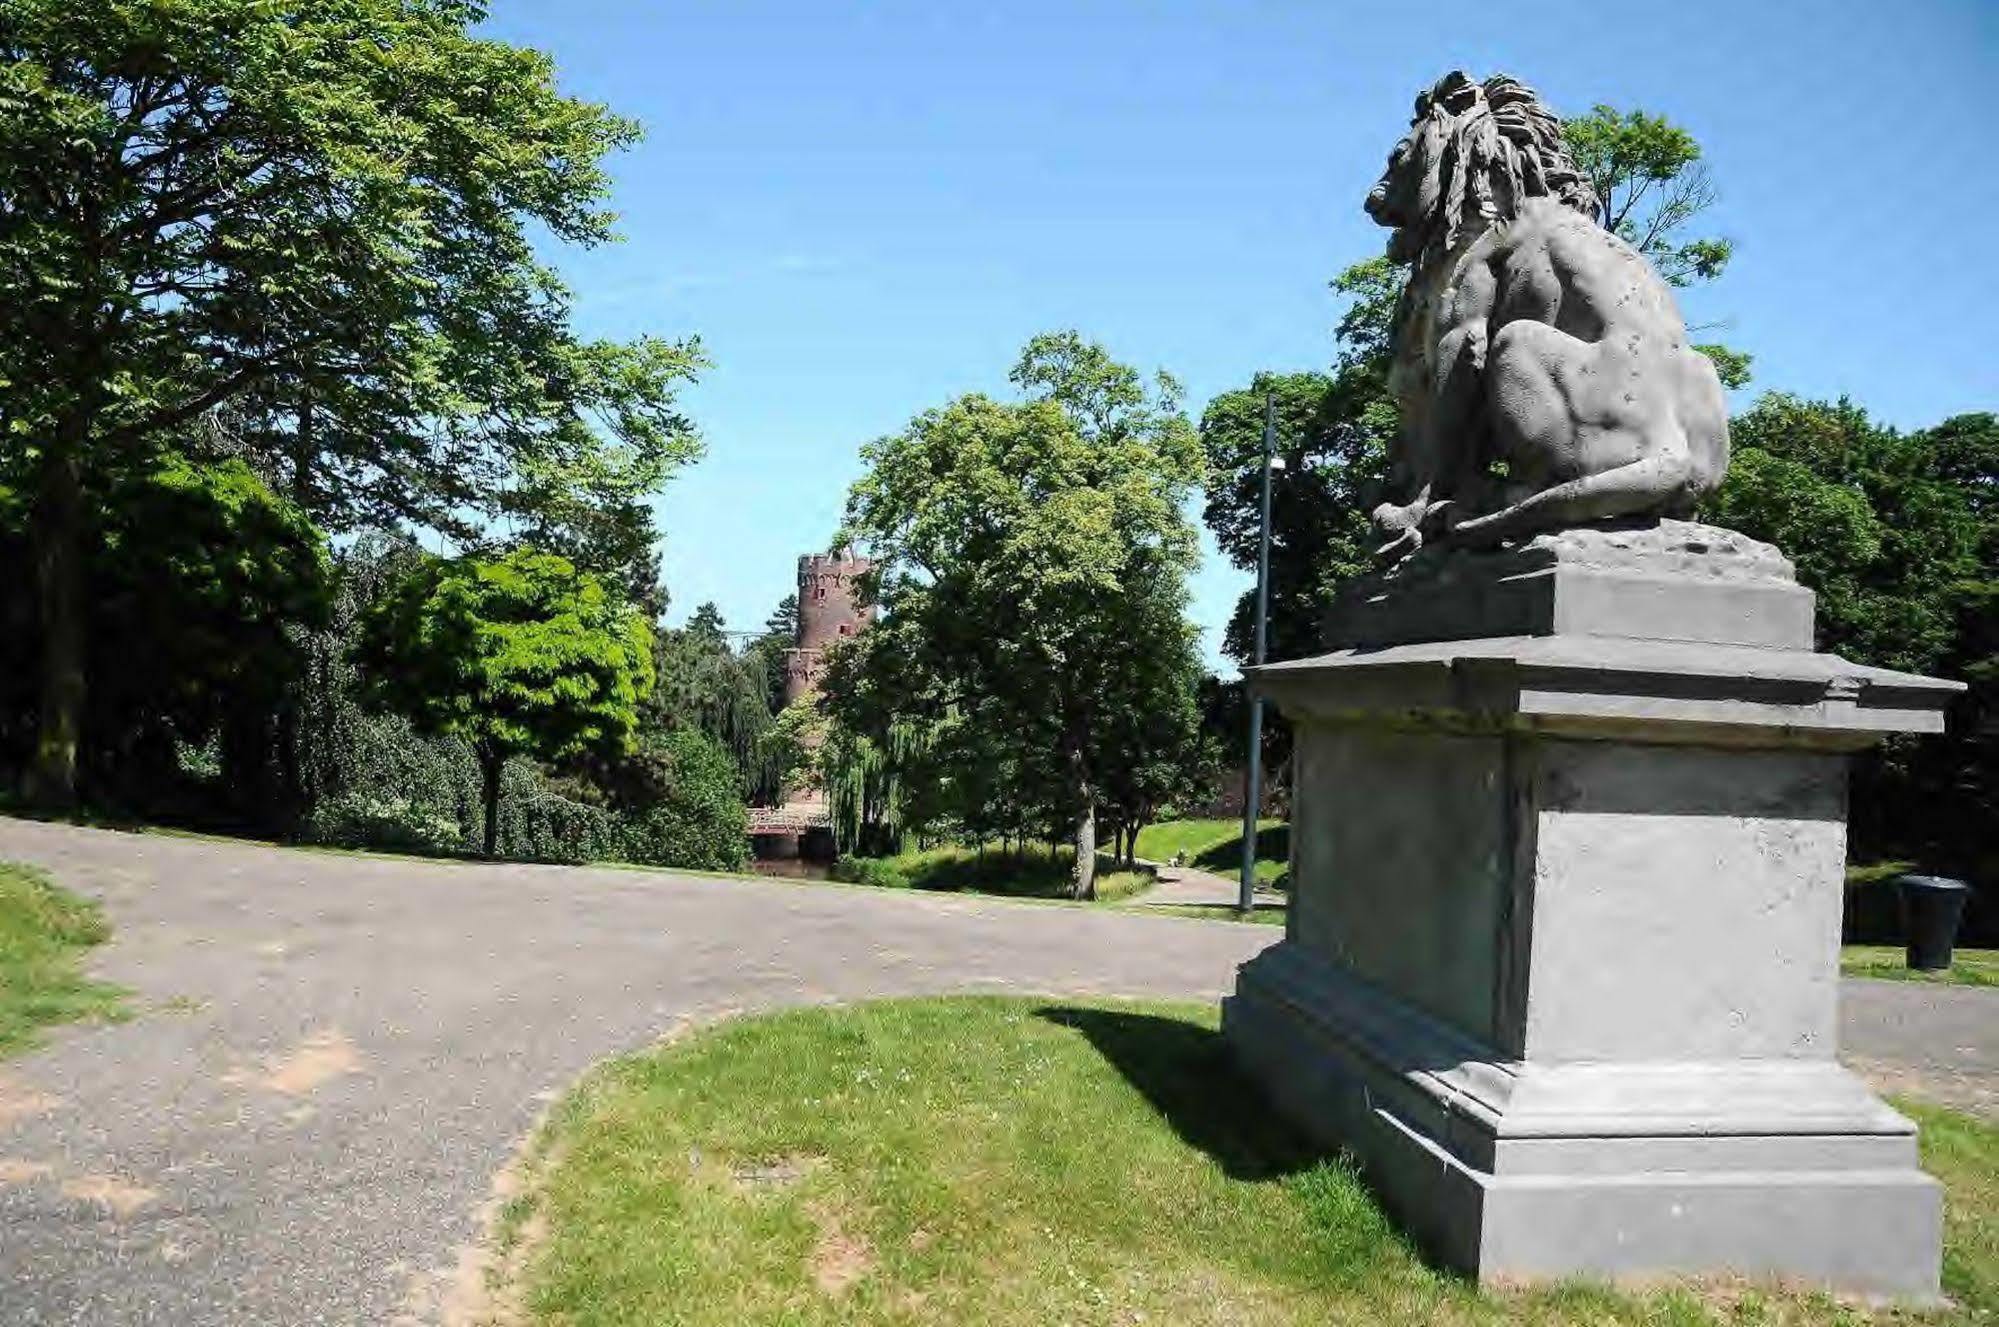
[483,0,1998,667]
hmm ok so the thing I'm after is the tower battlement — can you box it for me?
[787,550,874,700]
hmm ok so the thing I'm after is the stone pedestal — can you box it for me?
[1222,521,1962,1299]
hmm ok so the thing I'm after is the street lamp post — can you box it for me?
[1238,392,1280,914]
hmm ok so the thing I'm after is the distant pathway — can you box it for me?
[1132,858,1287,914]
[0,818,1989,1325]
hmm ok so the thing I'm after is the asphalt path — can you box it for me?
[0,817,1988,1324]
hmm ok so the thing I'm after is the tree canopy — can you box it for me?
[356,548,654,855]
[1,0,701,802]
[1704,395,1982,675]
[0,451,330,817]
[1563,103,1747,387]
[833,332,1209,896]
[1703,400,1995,893]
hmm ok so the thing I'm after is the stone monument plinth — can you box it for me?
[1222,521,1962,1297]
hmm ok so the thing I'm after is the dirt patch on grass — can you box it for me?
[0,1157,53,1185]
[729,1152,825,1192]
[0,1077,61,1127]
[397,1121,567,1327]
[808,1203,874,1297]
[1852,1056,1999,1121]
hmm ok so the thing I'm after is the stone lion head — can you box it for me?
[1366,71,1599,265]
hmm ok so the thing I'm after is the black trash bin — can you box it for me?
[1897,875,1970,972]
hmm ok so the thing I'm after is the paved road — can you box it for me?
[1134,859,1287,915]
[0,819,1273,1326]
[0,818,1991,1325]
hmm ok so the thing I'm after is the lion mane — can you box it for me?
[1364,70,1730,558]
[1392,71,1599,266]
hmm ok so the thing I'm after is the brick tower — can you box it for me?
[783,550,873,706]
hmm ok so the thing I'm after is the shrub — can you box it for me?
[616,729,750,872]
[494,763,628,864]
[831,857,915,890]
[305,792,466,857]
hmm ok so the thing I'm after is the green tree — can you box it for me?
[356,548,654,856]
[1563,104,1747,387]
[1704,394,1980,674]
[762,593,801,642]
[1095,592,1219,864]
[0,453,330,816]
[612,727,749,872]
[1702,398,1992,895]
[742,591,801,713]
[0,0,700,805]
[1201,260,1399,667]
[838,332,1204,898]
[648,604,787,801]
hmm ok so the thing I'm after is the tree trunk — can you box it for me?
[292,389,315,510]
[1071,799,1097,900]
[479,749,504,858]
[1070,747,1097,901]
[26,438,86,808]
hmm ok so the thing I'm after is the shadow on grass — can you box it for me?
[1191,824,1290,890]
[1035,1004,1333,1182]
[835,846,1152,901]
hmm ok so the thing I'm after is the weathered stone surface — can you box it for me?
[1363,72,1730,558]
[1329,518,1814,650]
[1257,629,1960,749]
[1228,560,1963,1297]
[1226,944,1943,1296]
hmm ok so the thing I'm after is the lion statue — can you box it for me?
[1365,71,1729,559]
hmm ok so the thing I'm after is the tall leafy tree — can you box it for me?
[1201,260,1398,667]
[1564,103,1747,387]
[0,452,330,816]
[1702,397,1993,897]
[837,332,1204,898]
[1704,394,1981,674]
[648,604,784,800]
[0,0,700,804]
[356,548,654,857]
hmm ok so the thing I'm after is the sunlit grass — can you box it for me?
[506,997,1993,1325]
[0,862,127,1057]
[1842,946,1999,989]
[1135,818,1289,887]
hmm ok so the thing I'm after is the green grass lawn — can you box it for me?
[0,862,126,1057]
[1842,946,1999,988]
[497,997,1994,1325]
[1134,817,1289,888]
[829,844,1153,903]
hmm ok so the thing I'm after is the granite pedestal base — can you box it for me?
[1224,523,1961,1299]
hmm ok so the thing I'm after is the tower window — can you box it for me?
[837,624,851,636]
[814,587,827,601]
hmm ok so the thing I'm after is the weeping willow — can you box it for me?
[825,719,927,855]
[651,630,783,799]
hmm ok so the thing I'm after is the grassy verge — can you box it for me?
[0,862,127,1057]
[1143,903,1289,926]
[1842,946,1999,988]
[829,844,1152,903]
[1135,817,1289,888]
[500,997,1993,1325]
